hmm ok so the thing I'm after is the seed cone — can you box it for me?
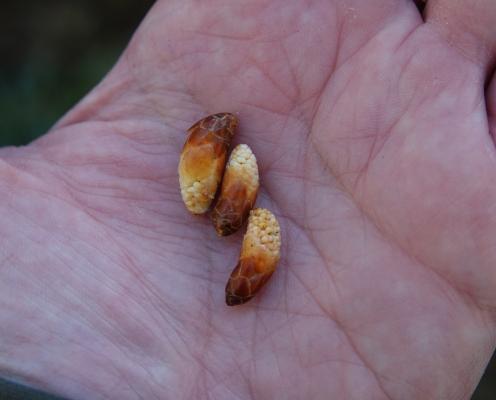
[211,144,259,236]
[226,208,281,306]
[178,113,238,214]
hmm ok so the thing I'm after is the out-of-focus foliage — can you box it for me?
[0,1,493,398]
[0,0,152,145]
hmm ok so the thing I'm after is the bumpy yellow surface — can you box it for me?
[244,208,281,262]
[180,179,215,214]
[226,144,259,193]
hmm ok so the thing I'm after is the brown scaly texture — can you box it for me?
[211,144,259,236]
[225,208,281,306]
[178,113,238,214]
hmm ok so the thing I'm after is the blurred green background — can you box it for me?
[0,1,494,399]
[0,0,152,145]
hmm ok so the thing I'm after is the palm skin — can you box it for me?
[1,0,496,399]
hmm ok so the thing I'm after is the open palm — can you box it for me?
[2,1,496,399]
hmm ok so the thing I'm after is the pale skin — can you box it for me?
[1,0,496,399]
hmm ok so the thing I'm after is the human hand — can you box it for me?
[1,1,496,399]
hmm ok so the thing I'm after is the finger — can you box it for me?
[424,0,496,71]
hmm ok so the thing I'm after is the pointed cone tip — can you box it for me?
[226,292,249,306]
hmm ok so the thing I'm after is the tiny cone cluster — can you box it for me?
[178,113,281,306]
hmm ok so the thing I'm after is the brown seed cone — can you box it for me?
[178,113,238,214]
[226,208,281,306]
[211,144,259,236]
